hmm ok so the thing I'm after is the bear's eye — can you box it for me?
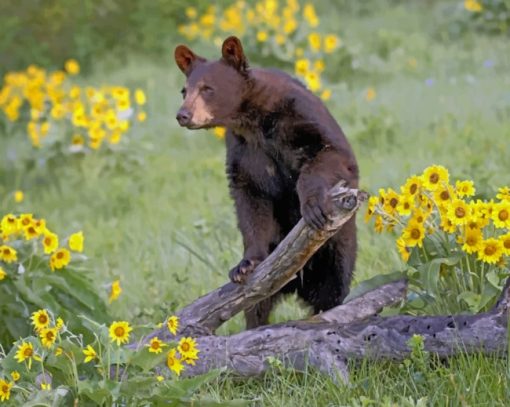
[181,88,187,98]
[200,85,214,95]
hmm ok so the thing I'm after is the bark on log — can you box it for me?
[150,182,367,337]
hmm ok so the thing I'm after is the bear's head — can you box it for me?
[174,36,250,129]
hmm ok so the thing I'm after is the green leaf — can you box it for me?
[130,348,168,372]
[344,271,405,303]
[457,292,481,312]
[417,256,461,297]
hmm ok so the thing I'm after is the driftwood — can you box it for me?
[139,181,510,381]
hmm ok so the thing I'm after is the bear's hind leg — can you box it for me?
[244,295,279,329]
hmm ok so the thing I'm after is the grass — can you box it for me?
[1,0,510,404]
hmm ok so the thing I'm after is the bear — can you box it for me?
[174,36,359,329]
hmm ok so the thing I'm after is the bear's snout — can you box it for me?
[176,108,192,127]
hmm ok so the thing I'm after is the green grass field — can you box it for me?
[2,0,510,405]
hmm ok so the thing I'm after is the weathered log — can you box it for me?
[181,278,509,381]
[150,182,367,338]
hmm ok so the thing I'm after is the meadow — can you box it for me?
[1,0,510,405]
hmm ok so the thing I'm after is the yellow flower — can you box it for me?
[410,208,429,225]
[19,213,33,228]
[308,32,321,52]
[14,190,24,203]
[396,237,410,262]
[83,344,97,363]
[0,267,6,281]
[256,31,268,42]
[320,89,332,101]
[167,348,184,376]
[464,0,483,12]
[68,231,84,252]
[109,321,132,346]
[455,180,475,198]
[496,186,510,201]
[41,382,51,390]
[146,337,167,354]
[460,228,483,254]
[56,317,65,331]
[65,59,80,75]
[15,341,40,369]
[381,188,400,215]
[23,222,40,240]
[10,371,20,382]
[447,199,470,226]
[440,215,456,233]
[303,3,319,27]
[40,327,58,348]
[305,71,321,92]
[499,233,510,255]
[396,195,414,216]
[422,165,449,191]
[156,375,165,382]
[433,185,456,209]
[178,337,199,359]
[324,35,339,53]
[295,59,310,76]
[213,127,226,139]
[478,238,503,264]
[0,379,12,402]
[167,315,179,336]
[374,215,384,233]
[1,214,20,236]
[109,279,122,303]
[365,87,376,102]
[137,111,147,122]
[0,245,17,263]
[50,248,71,271]
[42,231,59,254]
[402,220,425,248]
[491,201,510,229]
[55,347,63,356]
[182,353,199,366]
[31,309,50,332]
[134,89,146,105]
[185,7,197,19]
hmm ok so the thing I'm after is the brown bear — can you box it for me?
[175,36,359,329]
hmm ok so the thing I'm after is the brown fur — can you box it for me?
[175,37,359,328]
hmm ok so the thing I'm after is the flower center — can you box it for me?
[466,237,477,246]
[499,210,508,221]
[24,347,33,357]
[2,384,9,392]
[3,248,10,255]
[57,252,64,259]
[504,240,510,249]
[39,315,48,324]
[46,331,54,341]
[390,198,398,208]
[440,191,449,201]
[114,327,125,337]
[181,343,190,352]
[44,237,51,245]
[152,342,160,350]
[455,207,466,218]
[410,229,421,240]
[168,357,174,366]
[429,173,439,184]
[485,245,496,256]
[410,184,417,194]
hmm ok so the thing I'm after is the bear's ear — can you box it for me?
[221,36,248,72]
[174,45,206,76]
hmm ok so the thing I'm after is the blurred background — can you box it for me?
[1,0,510,403]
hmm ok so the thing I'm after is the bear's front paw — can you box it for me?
[301,195,332,230]
[229,258,259,284]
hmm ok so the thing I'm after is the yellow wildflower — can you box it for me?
[0,267,6,281]
[0,245,17,263]
[15,341,40,369]
[42,231,59,254]
[402,220,425,248]
[320,89,332,101]
[146,337,167,354]
[496,186,510,201]
[167,349,184,376]
[83,345,97,363]
[31,309,50,332]
[14,190,24,203]
[109,321,132,346]
[295,59,310,76]
[464,0,483,12]
[365,87,376,102]
[455,180,475,198]
[478,238,503,264]
[0,379,12,402]
[40,327,58,348]
[134,89,146,105]
[167,315,179,336]
[324,35,339,53]
[492,201,510,229]
[137,111,147,122]
[460,228,483,254]
[499,233,510,255]
[396,237,411,262]
[50,248,71,271]
[308,32,321,52]
[109,279,122,303]
[422,165,449,191]
[1,214,19,236]
[69,231,84,252]
[447,199,470,226]
[256,31,268,42]
[178,337,199,359]
[10,371,20,382]
[65,59,80,75]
